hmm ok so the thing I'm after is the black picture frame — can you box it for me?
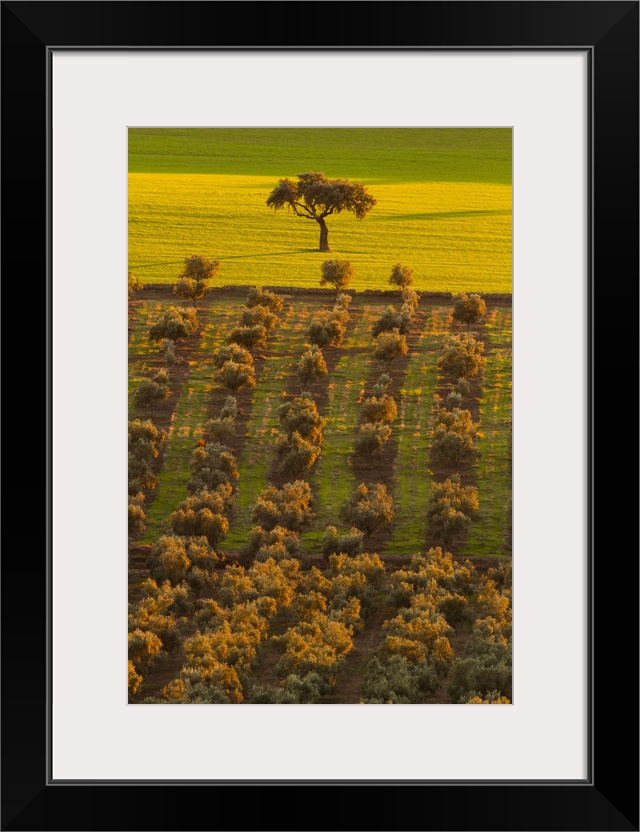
[2,2,638,830]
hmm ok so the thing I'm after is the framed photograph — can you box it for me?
[2,2,637,830]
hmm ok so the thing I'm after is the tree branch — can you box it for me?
[293,201,317,218]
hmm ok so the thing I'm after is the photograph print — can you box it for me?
[127,128,512,705]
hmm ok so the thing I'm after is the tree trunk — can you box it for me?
[318,218,330,251]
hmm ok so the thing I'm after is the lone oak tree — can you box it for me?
[266,172,377,252]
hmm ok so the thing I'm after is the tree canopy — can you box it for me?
[319,259,354,292]
[266,172,376,251]
[452,292,487,329]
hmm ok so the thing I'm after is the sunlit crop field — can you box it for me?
[128,128,512,293]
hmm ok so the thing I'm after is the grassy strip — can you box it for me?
[385,306,453,556]
[129,128,512,184]
[460,308,512,557]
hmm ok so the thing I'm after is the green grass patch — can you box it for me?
[129,128,512,184]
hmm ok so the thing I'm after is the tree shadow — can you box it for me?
[386,209,511,221]
[223,248,320,260]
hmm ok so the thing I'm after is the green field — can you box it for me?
[128,128,512,293]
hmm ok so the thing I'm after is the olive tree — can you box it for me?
[298,346,328,390]
[187,442,239,493]
[227,324,268,351]
[252,480,314,532]
[245,286,284,312]
[373,329,408,370]
[128,271,144,298]
[169,489,230,547]
[340,482,394,539]
[452,292,487,329]
[354,423,392,458]
[215,361,256,393]
[389,263,414,289]
[213,343,254,370]
[149,307,199,343]
[319,258,354,291]
[371,307,410,338]
[438,333,485,379]
[133,372,171,415]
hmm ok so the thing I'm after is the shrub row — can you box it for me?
[128,419,167,539]
[426,299,486,549]
[129,288,284,697]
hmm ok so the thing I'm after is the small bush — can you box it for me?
[354,423,392,458]
[162,339,177,364]
[401,287,420,312]
[321,526,365,558]
[204,417,235,444]
[277,394,325,444]
[128,502,146,538]
[362,656,437,704]
[227,324,268,351]
[298,346,328,389]
[319,259,354,291]
[245,286,284,312]
[389,263,414,289]
[213,343,254,369]
[187,442,239,493]
[128,419,167,462]
[455,377,471,396]
[215,361,256,393]
[239,525,302,565]
[307,312,347,348]
[276,431,321,475]
[240,305,279,333]
[448,649,512,703]
[169,489,230,547]
[371,307,410,338]
[452,292,487,329]
[149,306,198,342]
[128,660,143,695]
[133,379,171,413]
[219,396,238,421]
[252,480,315,532]
[340,482,394,538]
[373,329,408,369]
[361,394,397,424]
[372,373,392,398]
[438,333,485,379]
[128,629,163,671]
